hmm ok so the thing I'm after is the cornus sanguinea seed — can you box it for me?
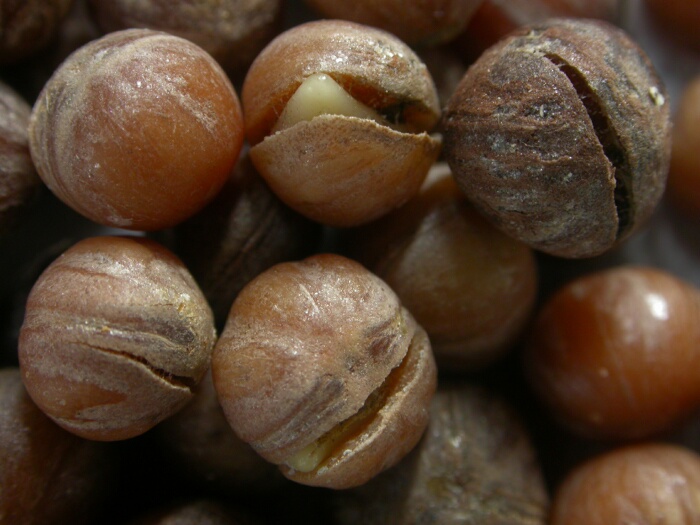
[443,18,671,258]
[242,19,442,227]
[18,236,216,441]
[28,28,244,231]
[525,266,700,440]
[212,253,437,489]
[87,0,284,79]
[550,443,700,525]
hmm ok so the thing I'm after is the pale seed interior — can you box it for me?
[283,346,409,473]
[272,73,408,133]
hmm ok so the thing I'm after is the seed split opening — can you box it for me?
[544,53,633,238]
[283,344,411,473]
[80,341,197,391]
[272,73,411,134]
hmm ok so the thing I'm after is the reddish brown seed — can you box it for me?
[0,368,115,525]
[667,76,700,217]
[455,0,621,62]
[346,164,538,373]
[28,28,245,231]
[0,0,75,65]
[242,19,442,227]
[645,0,700,52]
[212,253,437,489]
[302,0,484,47]
[525,266,700,440]
[87,0,284,79]
[443,18,671,258]
[550,443,700,525]
[18,236,216,441]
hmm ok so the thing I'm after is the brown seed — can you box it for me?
[87,0,284,80]
[524,266,700,440]
[18,235,216,441]
[346,163,538,373]
[550,443,700,525]
[667,76,700,217]
[443,18,671,258]
[0,367,115,525]
[28,28,245,231]
[302,0,484,47]
[212,253,437,489]
[0,0,74,65]
[242,19,442,227]
[172,152,322,329]
[333,383,549,525]
[0,80,41,234]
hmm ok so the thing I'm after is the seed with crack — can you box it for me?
[18,236,216,441]
[272,73,391,133]
[243,19,442,227]
[212,253,437,489]
[443,18,671,258]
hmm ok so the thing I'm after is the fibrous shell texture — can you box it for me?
[333,383,549,525]
[243,20,442,227]
[212,253,437,489]
[443,18,671,258]
[18,236,216,441]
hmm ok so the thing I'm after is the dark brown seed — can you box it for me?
[87,0,284,80]
[0,367,115,525]
[0,80,41,233]
[172,153,321,329]
[333,383,549,525]
[443,18,671,258]
[0,0,74,65]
